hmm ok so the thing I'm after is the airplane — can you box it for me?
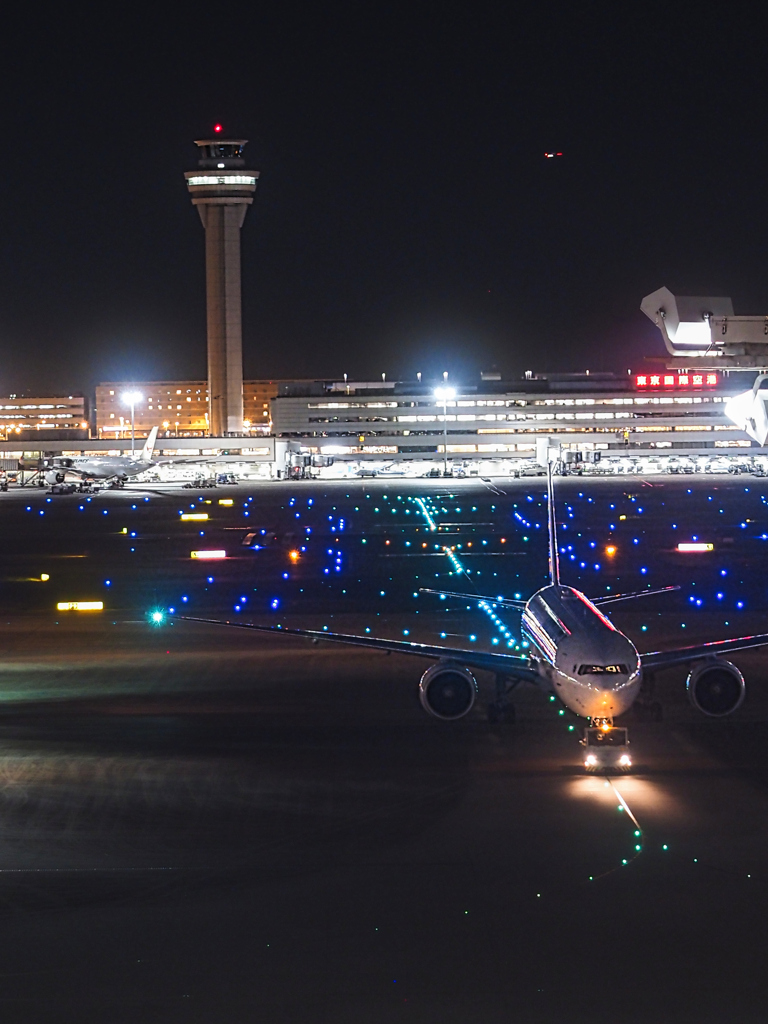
[41,426,159,487]
[179,456,768,740]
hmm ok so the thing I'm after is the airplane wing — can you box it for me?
[177,616,541,680]
[419,589,528,610]
[592,586,680,606]
[641,632,768,671]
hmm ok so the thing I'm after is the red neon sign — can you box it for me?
[635,373,718,389]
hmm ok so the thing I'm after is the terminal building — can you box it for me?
[94,380,279,438]
[0,371,762,479]
[0,394,87,439]
[269,371,753,464]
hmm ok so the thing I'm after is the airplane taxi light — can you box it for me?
[57,601,103,611]
[190,550,226,560]
[677,543,714,552]
[180,513,209,521]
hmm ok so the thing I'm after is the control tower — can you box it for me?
[185,133,259,435]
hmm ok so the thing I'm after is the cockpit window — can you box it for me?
[578,664,628,675]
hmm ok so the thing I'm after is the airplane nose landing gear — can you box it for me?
[487,674,519,724]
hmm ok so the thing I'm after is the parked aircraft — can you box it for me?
[42,427,159,487]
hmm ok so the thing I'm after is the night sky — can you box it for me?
[1,2,766,395]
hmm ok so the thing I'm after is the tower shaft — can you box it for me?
[203,204,245,435]
[185,137,259,436]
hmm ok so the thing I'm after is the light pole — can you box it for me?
[122,391,142,454]
[434,385,456,476]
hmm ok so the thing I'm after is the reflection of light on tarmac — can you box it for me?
[565,775,681,818]
[565,775,683,879]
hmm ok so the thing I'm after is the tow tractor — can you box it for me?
[581,722,632,772]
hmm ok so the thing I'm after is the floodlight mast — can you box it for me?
[122,391,142,454]
[434,384,456,475]
[185,134,259,436]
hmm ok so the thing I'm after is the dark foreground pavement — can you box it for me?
[0,617,764,1022]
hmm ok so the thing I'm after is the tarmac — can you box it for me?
[0,477,767,1021]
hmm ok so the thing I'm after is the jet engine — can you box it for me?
[44,471,65,485]
[686,660,745,717]
[419,662,477,720]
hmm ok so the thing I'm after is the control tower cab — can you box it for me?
[185,133,259,436]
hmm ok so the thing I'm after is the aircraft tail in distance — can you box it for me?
[139,425,159,462]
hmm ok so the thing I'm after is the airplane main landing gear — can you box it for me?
[635,673,663,721]
[487,674,519,724]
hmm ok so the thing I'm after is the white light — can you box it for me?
[619,755,632,766]
[585,755,597,766]
[122,391,142,406]
[190,550,227,560]
[57,601,103,611]
[671,321,711,348]
[677,542,714,552]
[434,386,456,401]
[725,387,768,446]
[187,175,257,186]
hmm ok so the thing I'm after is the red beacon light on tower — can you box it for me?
[213,124,223,134]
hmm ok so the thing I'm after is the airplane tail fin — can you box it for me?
[139,425,159,462]
[546,457,560,586]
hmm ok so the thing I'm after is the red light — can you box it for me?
[214,124,223,133]
[635,371,718,390]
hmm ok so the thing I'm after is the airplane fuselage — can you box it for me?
[48,456,154,481]
[522,584,641,720]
